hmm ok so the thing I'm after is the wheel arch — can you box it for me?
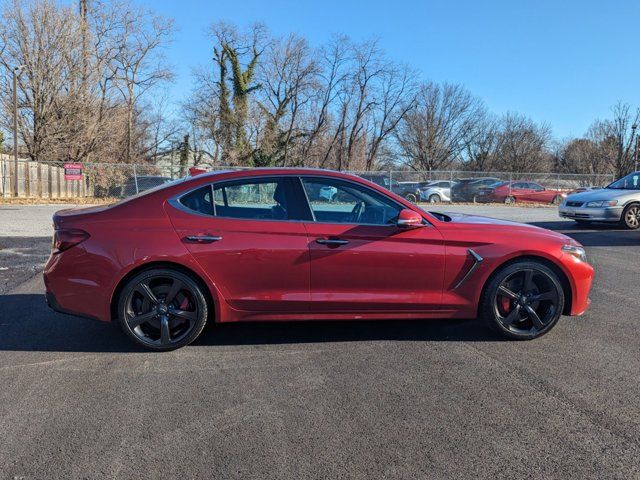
[477,254,573,317]
[110,261,217,322]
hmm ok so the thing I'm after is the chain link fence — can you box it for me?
[0,158,617,205]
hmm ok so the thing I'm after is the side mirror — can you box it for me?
[397,209,424,228]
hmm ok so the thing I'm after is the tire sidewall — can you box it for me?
[429,194,441,203]
[117,268,209,351]
[622,203,640,230]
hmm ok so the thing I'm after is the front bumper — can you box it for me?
[559,205,623,222]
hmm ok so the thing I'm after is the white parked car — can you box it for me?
[559,171,640,229]
[420,180,456,203]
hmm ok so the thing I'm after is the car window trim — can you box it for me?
[170,173,434,226]
[298,175,432,228]
[171,175,305,223]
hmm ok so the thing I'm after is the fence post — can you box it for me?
[47,164,52,199]
[24,161,30,197]
[133,164,139,194]
[36,161,42,197]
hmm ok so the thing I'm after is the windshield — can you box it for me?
[607,172,640,190]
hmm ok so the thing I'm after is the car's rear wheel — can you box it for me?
[504,195,516,204]
[405,193,417,203]
[118,268,209,351]
[621,203,640,229]
[480,260,564,340]
[552,195,563,205]
[428,193,441,203]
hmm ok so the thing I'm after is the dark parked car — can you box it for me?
[359,174,427,203]
[108,176,173,198]
[450,177,501,202]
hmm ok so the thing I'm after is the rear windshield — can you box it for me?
[110,177,187,206]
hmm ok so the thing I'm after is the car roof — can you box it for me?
[190,168,370,183]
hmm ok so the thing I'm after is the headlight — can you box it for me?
[585,200,618,208]
[562,244,587,262]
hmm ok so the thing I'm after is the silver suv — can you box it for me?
[559,171,640,229]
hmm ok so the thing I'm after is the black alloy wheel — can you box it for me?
[118,269,209,350]
[480,261,564,340]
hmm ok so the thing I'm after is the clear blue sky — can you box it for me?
[140,0,640,139]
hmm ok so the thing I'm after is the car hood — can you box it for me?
[565,188,640,202]
[432,212,574,243]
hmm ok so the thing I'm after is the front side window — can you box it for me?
[301,177,401,225]
[213,178,289,220]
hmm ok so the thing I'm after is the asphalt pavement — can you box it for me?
[1,204,639,479]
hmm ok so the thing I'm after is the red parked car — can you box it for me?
[44,169,594,350]
[476,181,567,204]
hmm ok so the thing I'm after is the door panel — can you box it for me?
[298,176,445,312]
[166,178,310,313]
[304,223,445,311]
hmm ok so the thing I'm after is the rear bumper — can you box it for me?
[43,247,113,322]
[559,205,623,222]
[45,290,102,322]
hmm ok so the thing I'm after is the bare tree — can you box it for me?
[395,82,483,171]
[493,112,551,173]
[256,33,318,166]
[109,3,174,162]
[0,0,81,162]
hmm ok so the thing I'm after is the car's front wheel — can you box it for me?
[479,260,564,340]
[117,268,209,351]
[621,203,640,229]
[428,193,441,203]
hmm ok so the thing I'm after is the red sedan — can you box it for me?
[44,169,593,350]
[477,181,567,204]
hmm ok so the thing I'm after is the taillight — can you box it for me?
[53,229,90,253]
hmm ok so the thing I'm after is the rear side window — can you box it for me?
[213,178,289,220]
[179,186,213,215]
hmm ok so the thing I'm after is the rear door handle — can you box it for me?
[316,238,349,246]
[185,235,222,243]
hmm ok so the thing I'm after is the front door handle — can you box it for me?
[316,238,349,246]
[184,235,222,243]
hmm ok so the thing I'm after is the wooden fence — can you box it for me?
[0,158,87,198]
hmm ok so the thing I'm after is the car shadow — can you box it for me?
[0,293,498,353]
[529,221,640,247]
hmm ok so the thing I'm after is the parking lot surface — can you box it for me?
[1,204,639,479]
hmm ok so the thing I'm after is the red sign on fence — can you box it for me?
[64,163,83,181]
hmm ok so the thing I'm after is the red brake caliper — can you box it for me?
[501,296,511,313]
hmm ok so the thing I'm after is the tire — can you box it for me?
[479,260,565,340]
[117,268,209,351]
[405,193,417,203]
[428,194,441,203]
[621,203,640,230]
[504,195,516,204]
[551,195,563,205]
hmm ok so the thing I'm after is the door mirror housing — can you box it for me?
[396,209,424,228]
